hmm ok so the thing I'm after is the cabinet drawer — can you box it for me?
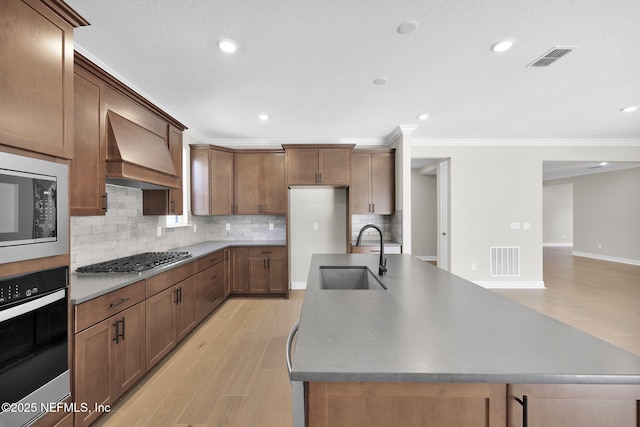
[74,280,145,332]
[196,282,225,323]
[247,246,286,257]
[146,261,197,297]
[196,262,225,299]
[196,250,225,271]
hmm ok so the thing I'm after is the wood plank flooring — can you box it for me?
[93,248,639,426]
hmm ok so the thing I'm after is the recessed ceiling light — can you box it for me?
[397,20,419,35]
[417,113,430,120]
[258,114,269,121]
[620,105,639,113]
[600,162,608,166]
[373,77,389,85]
[491,39,515,53]
[217,38,238,54]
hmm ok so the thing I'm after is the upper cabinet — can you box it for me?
[71,53,186,216]
[235,151,285,215]
[284,145,354,186]
[0,0,88,158]
[190,145,235,215]
[350,151,395,215]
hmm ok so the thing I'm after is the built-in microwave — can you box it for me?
[0,152,68,264]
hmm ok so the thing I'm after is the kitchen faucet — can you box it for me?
[355,224,387,276]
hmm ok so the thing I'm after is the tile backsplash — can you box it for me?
[70,185,285,271]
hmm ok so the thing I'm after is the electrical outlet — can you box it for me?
[157,226,162,237]
[598,243,602,249]
[269,222,274,230]
[193,223,197,232]
[523,222,531,230]
[510,222,521,230]
[226,223,231,231]
[313,222,318,230]
[471,263,477,271]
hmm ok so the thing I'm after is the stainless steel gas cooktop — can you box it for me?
[76,251,191,274]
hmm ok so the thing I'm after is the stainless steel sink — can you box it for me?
[319,266,387,290]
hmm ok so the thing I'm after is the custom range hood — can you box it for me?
[106,110,180,190]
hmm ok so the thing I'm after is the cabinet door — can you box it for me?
[318,148,350,185]
[211,149,235,214]
[350,153,372,214]
[145,286,177,370]
[190,146,211,215]
[370,152,394,214]
[0,0,76,158]
[231,248,249,292]
[74,318,114,427]
[71,69,107,216]
[235,152,262,214]
[263,152,286,214]
[307,382,506,427]
[112,303,146,398]
[268,257,288,293]
[175,276,197,343]
[248,257,269,293]
[508,384,640,427]
[288,148,319,185]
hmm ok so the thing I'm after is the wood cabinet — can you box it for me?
[307,382,507,427]
[195,250,227,323]
[507,384,640,427]
[71,53,186,216]
[247,247,288,293]
[0,0,88,159]
[284,145,354,186]
[143,125,184,215]
[350,151,395,214]
[235,151,286,214]
[191,145,235,215]
[146,274,197,370]
[230,247,249,293]
[73,281,146,427]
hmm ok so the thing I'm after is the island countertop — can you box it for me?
[290,254,640,384]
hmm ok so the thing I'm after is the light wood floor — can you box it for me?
[93,247,639,426]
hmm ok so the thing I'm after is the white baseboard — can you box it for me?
[543,242,573,247]
[415,255,437,261]
[291,281,307,290]
[474,281,546,289]
[572,251,640,267]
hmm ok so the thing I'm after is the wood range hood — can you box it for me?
[106,110,180,190]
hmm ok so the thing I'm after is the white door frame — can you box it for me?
[438,159,450,271]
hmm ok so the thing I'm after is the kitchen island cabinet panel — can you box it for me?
[507,384,640,427]
[307,382,506,427]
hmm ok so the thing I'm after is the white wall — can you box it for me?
[543,183,573,246]
[411,142,640,288]
[289,188,347,287]
[411,169,437,258]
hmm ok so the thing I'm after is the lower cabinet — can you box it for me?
[145,275,196,370]
[74,301,145,427]
[307,382,506,427]
[507,384,640,427]
[306,382,640,427]
[245,246,288,294]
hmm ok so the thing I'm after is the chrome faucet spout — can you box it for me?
[355,224,387,276]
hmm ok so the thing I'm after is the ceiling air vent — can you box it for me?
[527,46,578,67]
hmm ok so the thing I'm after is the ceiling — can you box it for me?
[67,0,640,146]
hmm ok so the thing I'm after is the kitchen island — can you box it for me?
[290,254,640,427]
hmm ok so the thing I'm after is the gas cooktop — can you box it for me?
[76,251,192,274]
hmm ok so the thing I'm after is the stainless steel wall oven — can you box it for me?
[0,266,69,427]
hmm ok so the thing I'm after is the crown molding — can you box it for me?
[411,138,640,147]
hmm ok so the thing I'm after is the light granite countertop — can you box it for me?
[70,240,285,304]
[290,253,640,384]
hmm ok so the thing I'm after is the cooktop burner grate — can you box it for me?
[76,251,192,274]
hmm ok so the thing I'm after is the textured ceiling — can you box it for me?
[67,0,640,146]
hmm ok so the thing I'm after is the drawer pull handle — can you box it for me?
[110,298,129,308]
[112,318,125,343]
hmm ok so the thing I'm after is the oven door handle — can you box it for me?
[0,289,66,322]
